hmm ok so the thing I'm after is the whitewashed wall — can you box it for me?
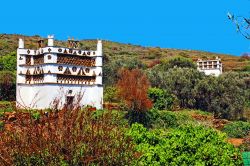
[16,84,103,109]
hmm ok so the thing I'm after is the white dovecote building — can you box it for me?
[197,57,222,76]
[16,35,103,109]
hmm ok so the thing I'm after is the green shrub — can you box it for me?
[147,110,193,129]
[0,121,4,130]
[242,65,250,71]
[0,101,13,113]
[222,121,250,138]
[104,86,118,103]
[163,56,197,69]
[148,88,174,110]
[155,111,178,128]
[127,123,243,165]
[31,112,41,120]
[0,52,16,71]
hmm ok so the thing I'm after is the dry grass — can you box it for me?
[0,34,249,71]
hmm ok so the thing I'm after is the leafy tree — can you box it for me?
[117,68,152,125]
[193,76,217,112]
[194,72,248,120]
[148,88,174,110]
[162,56,197,69]
[127,123,243,165]
[148,57,198,88]
[0,71,16,101]
[210,72,247,120]
[149,67,204,108]
[0,52,16,72]
[103,58,146,86]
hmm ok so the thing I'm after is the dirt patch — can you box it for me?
[212,119,230,130]
[228,138,244,147]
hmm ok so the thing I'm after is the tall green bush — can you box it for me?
[148,88,174,110]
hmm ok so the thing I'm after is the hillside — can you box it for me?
[0,34,249,71]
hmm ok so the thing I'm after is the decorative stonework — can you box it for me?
[77,67,86,76]
[64,67,71,75]
[58,66,63,71]
[26,56,31,65]
[57,54,95,66]
[33,55,44,65]
[57,75,95,84]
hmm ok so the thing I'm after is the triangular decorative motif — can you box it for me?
[77,67,85,76]
[33,68,37,75]
[39,68,43,74]
[83,52,86,56]
[92,71,96,76]
[48,70,51,74]
[64,67,71,75]
[26,69,30,75]
[73,51,77,55]
[99,72,102,76]
[37,67,40,73]
[64,49,68,54]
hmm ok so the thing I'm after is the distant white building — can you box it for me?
[197,57,222,76]
[16,35,103,109]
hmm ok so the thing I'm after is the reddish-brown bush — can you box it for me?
[117,68,152,113]
[116,69,152,125]
[0,109,136,165]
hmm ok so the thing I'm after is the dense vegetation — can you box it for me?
[0,34,249,165]
[128,123,242,165]
[0,109,136,165]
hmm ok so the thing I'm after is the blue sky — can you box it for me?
[0,0,249,55]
